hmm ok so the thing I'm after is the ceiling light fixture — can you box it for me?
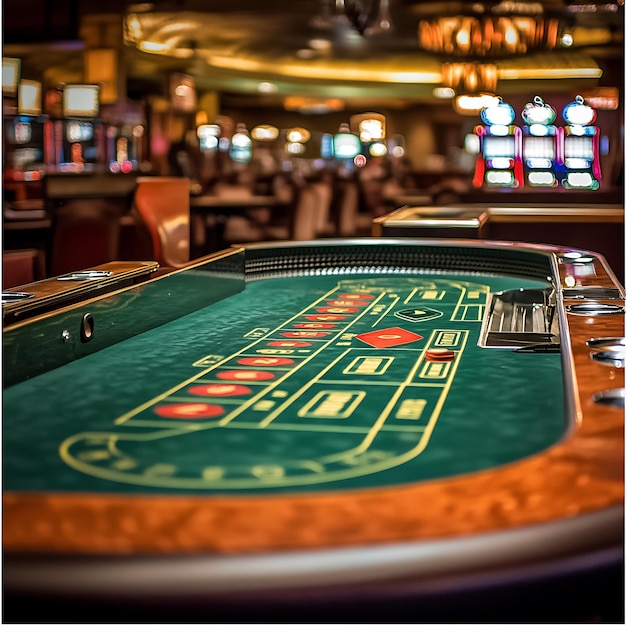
[442,61,498,94]
[418,10,562,58]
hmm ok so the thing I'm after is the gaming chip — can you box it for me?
[424,348,455,362]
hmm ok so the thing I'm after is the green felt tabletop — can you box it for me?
[3,272,564,495]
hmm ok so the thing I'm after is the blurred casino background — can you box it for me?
[2,0,624,284]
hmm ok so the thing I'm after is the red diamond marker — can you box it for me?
[356,327,423,348]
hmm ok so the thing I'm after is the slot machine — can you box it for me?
[50,84,104,173]
[472,98,523,189]
[229,123,253,165]
[521,96,559,187]
[332,123,362,172]
[560,95,601,190]
[3,79,47,189]
[106,123,144,174]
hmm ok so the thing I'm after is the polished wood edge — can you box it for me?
[2,261,161,326]
[3,245,623,555]
[3,261,159,300]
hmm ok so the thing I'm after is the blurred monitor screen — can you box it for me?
[523,136,555,159]
[66,120,94,142]
[333,133,361,159]
[483,136,515,159]
[321,134,334,159]
[2,57,20,95]
[564,136,594,159]
[18,79,42,116]
[63,84,100,118]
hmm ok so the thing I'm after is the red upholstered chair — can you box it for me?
[44,173,138,276]
[132,177,191,269]
[3,249,46,288]
[49,198,125,276]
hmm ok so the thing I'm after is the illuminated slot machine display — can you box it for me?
[55,84,103,173]
[106,123,144,174]
[521,96,559,187]
[197,124,221,153]
[3,79,47,186]
[472,98,523,189]
[197,122,222,170]
[332,123,362,171]
[560,95,601,190]
[320,133,334,162]
[229,123,253,165]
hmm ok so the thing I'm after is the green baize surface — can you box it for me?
[3,273,564,494]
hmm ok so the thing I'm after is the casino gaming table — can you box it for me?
[3,239,624,622]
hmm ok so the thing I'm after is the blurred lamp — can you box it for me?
[287,127,311,143]
[252,124,279,141]
[170,73,196,112]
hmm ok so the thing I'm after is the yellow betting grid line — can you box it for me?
[450,284,467,321]
[114,281,474,440]
[56,275,483,490]
[403,286,422,304]
[370,294,399,327]
[113,286,387,426]
[450,281,489,322]
[317,328,469,465]
[223,421,425,434]
[257,348,353,428]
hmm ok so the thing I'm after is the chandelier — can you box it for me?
[441,61,498,94]
[418,13,561,58]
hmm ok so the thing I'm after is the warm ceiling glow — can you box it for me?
[206,55,440,84]
[119,7,619,100]
[442,62,498,94]
[418,14,561,57]
[139,40,170,53]
[284,96,344,113]
[498,66,602,80]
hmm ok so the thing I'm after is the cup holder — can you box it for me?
[592,388,625,409]
[2,291,35,304]
[567,303,625,316]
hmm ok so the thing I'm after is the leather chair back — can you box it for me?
[133,177,190,268]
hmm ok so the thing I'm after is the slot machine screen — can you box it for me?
[333,133,361,159]
[18,80,42,116]
[66,121,94,143]
[564,136,594,160]
[197,124,220,152]
[2,57,20,96]
[321,134,334,159]
[483,136,515,159]
[523,136,555,159]
[3,117,44,175]
[229,131,252,164]
[63,84,100,118]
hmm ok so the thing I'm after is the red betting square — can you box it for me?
[355,327,423,348]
